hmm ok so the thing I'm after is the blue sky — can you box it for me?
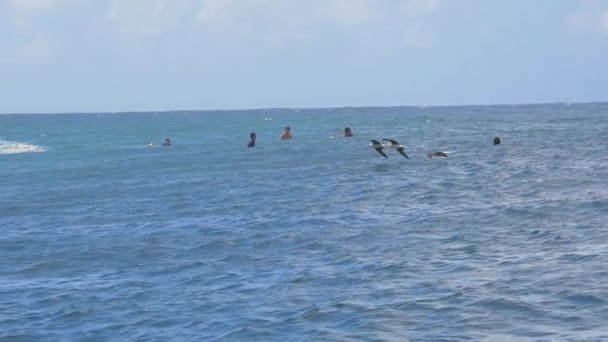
[1,0,607,113]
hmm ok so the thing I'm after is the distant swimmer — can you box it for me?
[344,127,353,137]
[427,151,449,158]
[494,136,501,145]
[281,126,293,140]
[148,142,155,148]
[383,139,409,159]
[370,140,388,159]
[247,132,256,147]
[163,138,172,146]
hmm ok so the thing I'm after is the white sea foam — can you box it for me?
[0,140,46,154]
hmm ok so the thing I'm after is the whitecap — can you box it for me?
[0,140,46,154]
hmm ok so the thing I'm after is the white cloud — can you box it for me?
[565,0,608,38]
[193,0,442,47]
[601,11,608,33]
[195,0,245,36]
[6,0,62,32]
[399,0,439,17]
[10,0,57,11]
[10,33,56,64]
[0,0,63,65]
[105,0,199,37]
[4,0,442,57]
[322,0,373,26]
[106,0,166,36]
[195,1,322,42]
[196,0,234,23]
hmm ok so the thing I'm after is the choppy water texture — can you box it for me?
[2,103,608,341]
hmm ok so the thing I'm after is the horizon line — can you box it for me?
[1,100,606,115]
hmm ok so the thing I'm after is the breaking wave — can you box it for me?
[0,140,46,154]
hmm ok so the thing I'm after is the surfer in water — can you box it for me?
[344,127,353,137]
[247,132,256,147]
[494,136,501,145]
[163,138,172,146]
[281,126,293,140]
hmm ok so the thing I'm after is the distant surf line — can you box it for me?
[0,140,46,155]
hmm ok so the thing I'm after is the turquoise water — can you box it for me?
[2,103,608,340]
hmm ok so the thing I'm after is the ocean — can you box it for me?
[1,103,608,341]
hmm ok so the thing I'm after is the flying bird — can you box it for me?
[383,139,409,159]
[370,140,388,159]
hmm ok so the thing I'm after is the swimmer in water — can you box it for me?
[148,142,155,148]
[163,138,172,146]
[344,127,353,137]
[494,136,501,145]
[247,132,256,147]
[281,126,293,140]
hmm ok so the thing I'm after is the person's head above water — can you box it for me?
[281,126,292,140]
[494,136,501,145]
[163,138,171,146]
[248,132,256,147]
[344,127,353,137]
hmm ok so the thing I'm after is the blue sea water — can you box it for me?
[1,103,608,341]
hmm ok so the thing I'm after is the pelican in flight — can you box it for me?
[370,140,388,159]
[383,139,409,159]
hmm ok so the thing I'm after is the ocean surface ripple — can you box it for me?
[2,103,608,341]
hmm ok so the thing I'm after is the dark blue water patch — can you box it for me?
[557,253,599,263]
[560,292,605,307]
